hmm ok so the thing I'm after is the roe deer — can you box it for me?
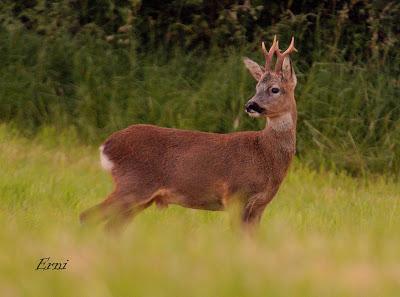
[80,36,298,232]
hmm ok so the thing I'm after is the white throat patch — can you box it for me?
[268,113,293,132]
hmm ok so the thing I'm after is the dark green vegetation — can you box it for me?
[0,1,399,175]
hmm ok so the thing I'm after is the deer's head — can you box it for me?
[244,36,297,118]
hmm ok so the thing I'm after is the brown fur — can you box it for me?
[80,38,298,232]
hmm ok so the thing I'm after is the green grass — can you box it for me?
[1,124,400,297]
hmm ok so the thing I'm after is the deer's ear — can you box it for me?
[282,56,297,86]
[243,57,264,81]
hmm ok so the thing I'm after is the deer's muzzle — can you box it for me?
[245,101,265,114]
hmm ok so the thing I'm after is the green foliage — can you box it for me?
[298,62,400,175]
[0,1,399,175]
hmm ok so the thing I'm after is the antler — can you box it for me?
[274,36,297,72]
[261,35,277,71]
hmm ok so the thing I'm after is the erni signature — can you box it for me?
[36,257,69,271]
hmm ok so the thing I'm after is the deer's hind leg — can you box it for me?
[79,189,153,227]
[80,191,122,225]
[103,199,153,233]
[103,188,183,232]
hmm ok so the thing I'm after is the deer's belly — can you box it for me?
[173,198,224,211]
[151,187,225,211]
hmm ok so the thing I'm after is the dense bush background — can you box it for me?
[0,0,399,175]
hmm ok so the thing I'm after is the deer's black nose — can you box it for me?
[245,102,265,114]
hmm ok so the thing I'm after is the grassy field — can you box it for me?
[1,124,400,297]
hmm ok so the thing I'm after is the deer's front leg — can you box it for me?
[241,193,271,231]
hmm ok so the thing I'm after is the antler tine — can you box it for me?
[262,35,277,71]
[274,36,297,72]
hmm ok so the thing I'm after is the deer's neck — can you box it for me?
[261,107,297,155]
[267,112,295,133]
[253,109,296,184]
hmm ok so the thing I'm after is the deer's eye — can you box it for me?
[271,87,280,94]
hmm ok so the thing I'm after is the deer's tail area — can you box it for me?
[99,143,114,172]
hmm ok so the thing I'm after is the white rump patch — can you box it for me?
[268,113,293,132]
[99,145,114,171]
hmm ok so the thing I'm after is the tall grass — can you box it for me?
[0,28,399,175]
